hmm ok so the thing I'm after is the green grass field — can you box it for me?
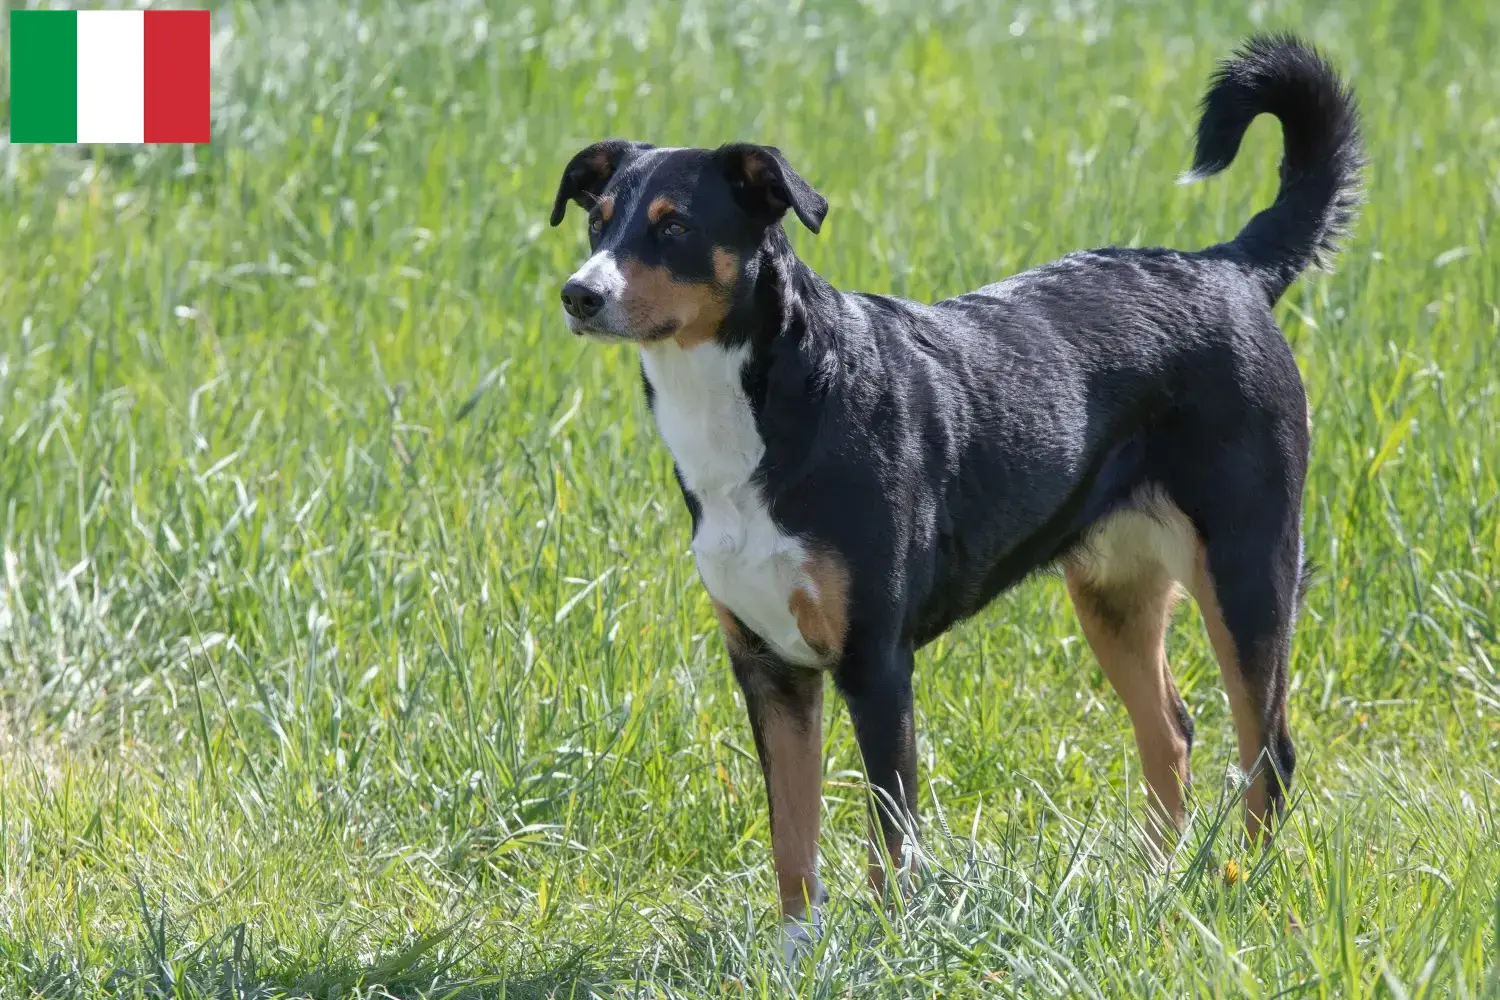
[2,0,1498,996]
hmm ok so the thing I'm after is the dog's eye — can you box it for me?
[588,216,604,235]
[661,221,687,237]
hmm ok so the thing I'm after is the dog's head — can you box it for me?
[550,141,827,347]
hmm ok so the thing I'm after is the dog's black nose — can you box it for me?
[561,282,605,320]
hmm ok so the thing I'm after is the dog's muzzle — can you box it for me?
[561,251,629,338]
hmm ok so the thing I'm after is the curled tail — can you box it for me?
[1183,34,1364,302]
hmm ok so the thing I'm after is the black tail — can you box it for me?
[1184,35,1364,302]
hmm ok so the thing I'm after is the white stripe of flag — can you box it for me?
[76,11,146,143]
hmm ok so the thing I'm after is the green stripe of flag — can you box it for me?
[10,11,79,143]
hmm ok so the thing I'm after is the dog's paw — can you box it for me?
[780,906,822,967]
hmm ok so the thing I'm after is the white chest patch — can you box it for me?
[640,340,823,667]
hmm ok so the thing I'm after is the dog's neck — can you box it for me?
[721,225,839,354]
[638,226,841,501]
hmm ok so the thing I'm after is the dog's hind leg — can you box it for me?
[1159,420,1304,844]
[1188,517,1301,846]
[1064,518,1195,853]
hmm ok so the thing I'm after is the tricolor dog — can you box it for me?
[551,35,1361,956]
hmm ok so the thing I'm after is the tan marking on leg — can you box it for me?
[787,549,850,661]
[1066,495,1199,848]
[868,836,886,894]
[1190,553,1271,844]
[867,818,905,896]
[646,196,677,224]
[761,689,825,919]
[597,195,614,222]
[1065,561,1191,851]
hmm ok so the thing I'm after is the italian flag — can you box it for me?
[9,9,210,144]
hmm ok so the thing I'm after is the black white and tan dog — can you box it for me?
[550,35,1361,956]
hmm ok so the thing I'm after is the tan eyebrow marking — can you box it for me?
[598,196,615,222]
[647,196,677,224]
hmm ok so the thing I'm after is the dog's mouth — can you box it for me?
[641,319,683,343]
[565,310,678,344]
[564,312,624,340]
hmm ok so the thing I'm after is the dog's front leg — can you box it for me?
[728,640,826,962]
[835,639,918,896]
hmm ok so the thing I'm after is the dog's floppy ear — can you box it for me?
[715,143,828,233]
[550,139,652,226]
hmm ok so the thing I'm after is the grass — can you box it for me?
[1,0,1498,995]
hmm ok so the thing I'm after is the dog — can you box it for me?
[550,34,1361,957]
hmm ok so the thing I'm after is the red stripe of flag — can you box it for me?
[144,10,210,143]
